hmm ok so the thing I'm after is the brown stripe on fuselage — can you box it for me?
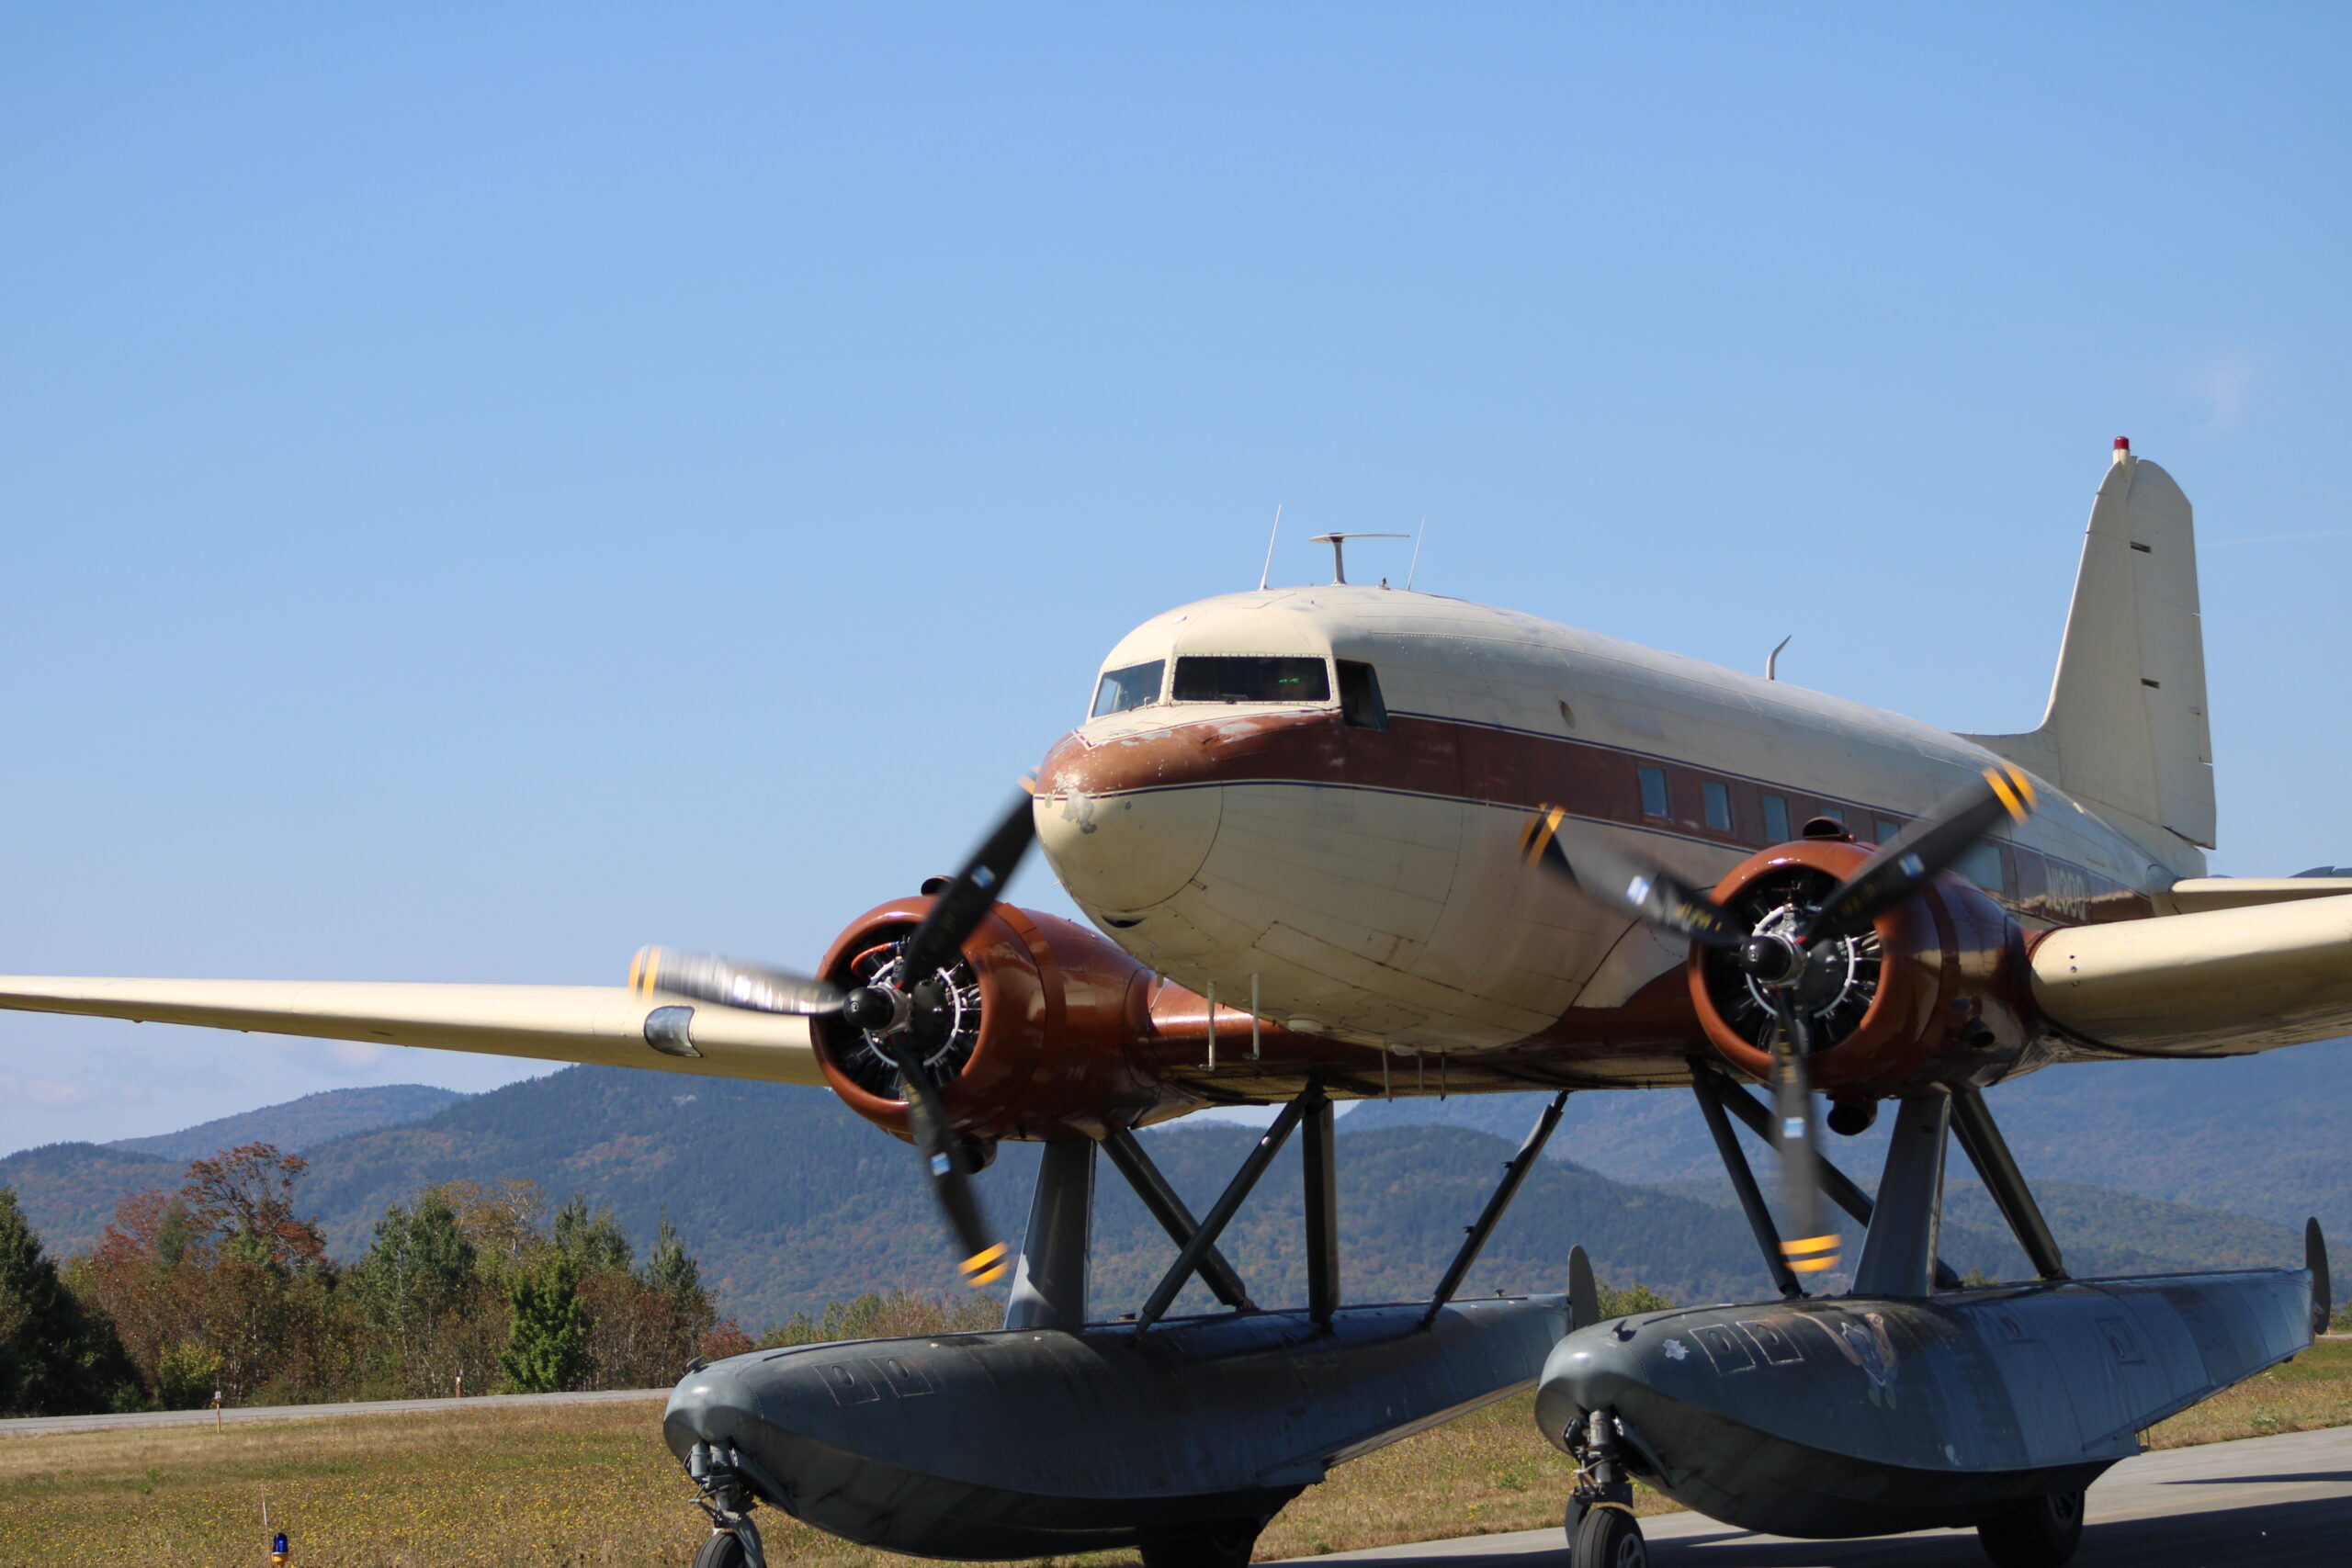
[1037,708,2151,925]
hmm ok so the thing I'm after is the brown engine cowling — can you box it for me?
[1688,838,2035,1104]
[808,897,1221,1146]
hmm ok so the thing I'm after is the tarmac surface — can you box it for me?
[1284,1423,2352,1566]
[0,1386,667,1437]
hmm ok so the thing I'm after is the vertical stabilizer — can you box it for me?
[1962,445,2214,872]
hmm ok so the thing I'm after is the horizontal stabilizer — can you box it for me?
[2032,894,2352,1055]
[0,976,824,1083]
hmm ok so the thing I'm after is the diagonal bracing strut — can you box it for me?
[1421,1089,1569,1327]
[1100,1129,1255,1310]
[1694,1061,1963,1292]
[1132,1085,1325,1331]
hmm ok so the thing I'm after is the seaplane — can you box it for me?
[3,441,2338,1568]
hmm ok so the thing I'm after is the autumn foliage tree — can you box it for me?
[44,1149,745,1413]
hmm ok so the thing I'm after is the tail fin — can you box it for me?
[1962,444,2213,873]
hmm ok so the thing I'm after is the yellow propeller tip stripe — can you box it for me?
[1780,1235,1840,1258]
[630,947,660,994]
[1790,1255,1840,1273]
[959,1242,1011,1286]
[1984,764,2038,823]
[1517,805,1566,865]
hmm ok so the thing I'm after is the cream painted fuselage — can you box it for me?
[1032,587,2183,1065]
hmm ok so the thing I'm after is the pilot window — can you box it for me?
[1638,765,1670,818]
[1762,793,1791,841]
[1702,780,1733,832]
[1090,660,1164,717]
[1338,660,1387,729]
[1170,656,1332,705]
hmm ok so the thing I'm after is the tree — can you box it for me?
[551,1196,632,1274]
[180,1144,326,1268]
[499,1253,588,1393]
[356,1191,483,1397]
[0,1188,139,1416]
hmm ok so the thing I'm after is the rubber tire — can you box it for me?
[691,1529,749,1568]
[1139,1520,1262,1568]
[1571,1505,1646,1568]
[1563,1495,1586,1557]
[1976,1490,2085,1568]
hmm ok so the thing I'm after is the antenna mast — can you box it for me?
[1257,504,1283,592]
[1307,532,1408,585]
[1406,517,1425,591]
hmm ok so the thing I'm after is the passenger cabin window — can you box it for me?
[1956,840,2006,894]
[1875,818,1903,845]
[1816,807,1845,826]
[1762,794,1792,842]
[1338,660,1387,730]
[1702,780,1733,833]
[1637,765,1670,819]
[1170,656,1331,705]
[1090,660,1164,717]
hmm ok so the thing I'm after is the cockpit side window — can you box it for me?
[1170,656,1332,705]
[1091,660,1165,717]
[1338,660,1387,730]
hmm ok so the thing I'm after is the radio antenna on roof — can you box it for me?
[1308,532,1408,585]
[1406,518,1426,591]
[1257,504,1283,592]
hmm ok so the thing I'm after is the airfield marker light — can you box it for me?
[272,1530,288,1564]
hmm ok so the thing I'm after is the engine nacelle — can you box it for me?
[1688,838,2033,1104]
[808,897,1200,1145]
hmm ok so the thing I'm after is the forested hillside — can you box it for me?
[1342,1038,2352,1250]
[5,1065,2312,1328]
[106,1084,465,1162]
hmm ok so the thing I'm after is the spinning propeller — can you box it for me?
[1518,763,2036,1281]
[630,787,1041,1289]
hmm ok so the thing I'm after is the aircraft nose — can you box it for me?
[1034,736,1223,916]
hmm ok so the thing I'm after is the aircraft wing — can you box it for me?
[2033,892,2352,1055]
[2156,876,2352,914]
[0,976,825,1085]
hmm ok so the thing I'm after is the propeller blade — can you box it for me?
[630,947,844,1015]
[897,787,1040,990]
[1802,764,2037,943]
[1518,805,1744,949]
[879,1035,1008,1289]
[1764,990,1840,1283]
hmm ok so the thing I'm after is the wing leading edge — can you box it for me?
[0,977,824,1085]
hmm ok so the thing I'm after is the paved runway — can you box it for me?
[0,1386,667,1438]
[1285,1424,2352,1566]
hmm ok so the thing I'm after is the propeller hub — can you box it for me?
[841,985,907,1033]
[1738,932,1806,987]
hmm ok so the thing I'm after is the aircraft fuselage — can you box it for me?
[1035,586,2179,1068]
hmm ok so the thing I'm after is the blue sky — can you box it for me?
[3,5,2346,1153]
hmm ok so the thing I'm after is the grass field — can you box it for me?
[6,1342,2348,1568]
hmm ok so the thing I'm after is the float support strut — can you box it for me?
[1134,1088,1314,1330]
[1708,1066,1962,1292]
[1100,1129,1254,1311]
[1853,1093,1952,1298]
[1003,1137,1095,1331]
[1951,1087,2068,1280]
[1423,1090,1568,1326]
[1690,1067,1800,1299]
[1302,1086,1340,1326]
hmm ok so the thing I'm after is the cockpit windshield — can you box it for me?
[1090,660,1164,717]
[1170,656,1331,705]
